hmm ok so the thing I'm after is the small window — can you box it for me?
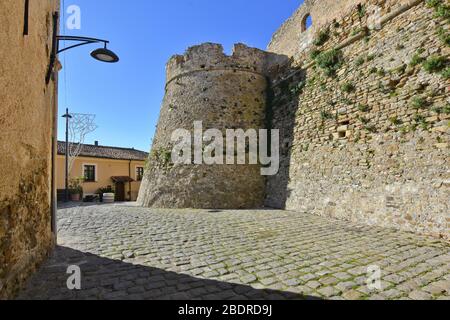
[136,167,144,181]
[301,14,313,32]
[84,165,96,182]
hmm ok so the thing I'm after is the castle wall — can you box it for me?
[266,0,450,239]
[0,0,59,298]
[268,0,411,58]
[138,44,285,209]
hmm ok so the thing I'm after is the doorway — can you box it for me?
[115,182,125,202]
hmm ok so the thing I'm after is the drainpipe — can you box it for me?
[50,12,60,242]
[128,160,132,201]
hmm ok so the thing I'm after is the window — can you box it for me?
[301,14,313,32]
[84,165,96,182]
[136,167,144,181]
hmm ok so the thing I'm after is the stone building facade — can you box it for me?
[140,0,449,239]
[0,0,60,299]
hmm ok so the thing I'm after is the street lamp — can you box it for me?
[57,35,120,63]
[45,12,120,83]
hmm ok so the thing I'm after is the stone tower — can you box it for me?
[138,43,283,209]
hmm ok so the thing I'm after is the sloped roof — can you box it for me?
[57,141,148,161]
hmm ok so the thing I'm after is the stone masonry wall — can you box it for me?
[266,0,450,239]
[0,0,59,299]
[138,44,288,209]
[268,0,412,58]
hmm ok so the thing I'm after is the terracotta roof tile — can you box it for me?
[57,141,148,161]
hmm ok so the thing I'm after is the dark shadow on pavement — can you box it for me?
[17,246,322,300]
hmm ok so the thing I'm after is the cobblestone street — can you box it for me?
[18,204,450,300]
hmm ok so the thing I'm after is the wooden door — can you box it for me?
[115,182,125,202]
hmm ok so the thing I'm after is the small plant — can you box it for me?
[390,90,399,98]
[409,54,425,67]
[358,116,370,124]
[426,0,441,8]
[69,177,84,196]
[365,125,377,133]
[315,49,344,77]
[417,47,426,54]
[314,29,330,46]
[377,68,386,77]
[357,4,366,18]
[441,67,450,79]
[437,27,450,47]
[366,54,375,62]
[152,147,173,168]
[357,104,371,112]
[422,55,448,73]
[432,106,444,114]
[310,49,322,60]
[351,28,362,36]
[341,82,356,93]
[355,56,365,67]
[433,2,450,20]
[389,116,403,126]
[341,98,353,105]
[411,96,429,110]
[320,110,334,120]
[369,67,378,74]
[394,64,407,74]
[444,105,450,114]
[413,114,426,123]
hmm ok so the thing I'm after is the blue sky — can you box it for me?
[58,0,302,152]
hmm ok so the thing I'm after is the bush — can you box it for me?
[314,29,330,46]
[315,49,344,77]
[358,4,366,18]
[320,110,334,120]
[357,104,371,112]
[422,55,448,73]
[442,67,450,79]
[389,117,403,126]
[355,56,365,67]
[413,114,426,123]
[310,49,322,60]
[437,28,450,47]
[409,54,425,67]
[377,68,386,77]
[411,97,429,110]
[426,0,441,8]
[341,82,356,93]
[434,3,450,20]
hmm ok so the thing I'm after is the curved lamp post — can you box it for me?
[57,35,120,63]
[46,12,120,83]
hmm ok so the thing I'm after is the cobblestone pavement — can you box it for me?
[18,204,450,300]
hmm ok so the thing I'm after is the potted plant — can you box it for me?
[69,177,84,202]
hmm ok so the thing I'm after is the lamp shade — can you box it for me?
[90,48,119,63]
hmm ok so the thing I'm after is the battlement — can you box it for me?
[166,43,288,84]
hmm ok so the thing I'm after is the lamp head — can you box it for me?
[90,46,119,63]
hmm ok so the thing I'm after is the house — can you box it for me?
[57,141,148,201]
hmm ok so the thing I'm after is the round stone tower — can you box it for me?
[138,43,273,209]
